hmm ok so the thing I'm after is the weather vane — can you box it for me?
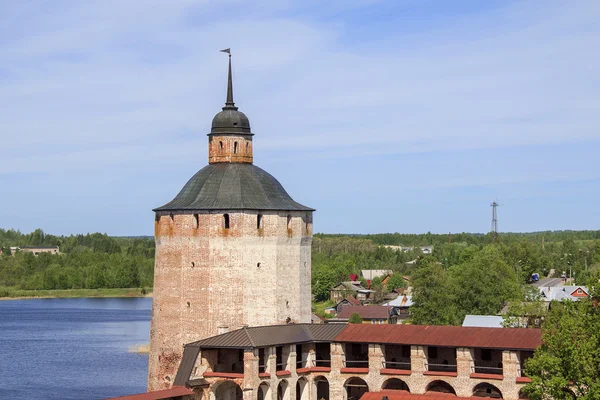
[220,48,231,57]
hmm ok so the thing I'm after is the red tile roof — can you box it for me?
[334,324,541,350]
[107,386,193,400]
[337,306,392,319]
[361,391,476,400]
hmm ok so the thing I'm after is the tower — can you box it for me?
[147,54,314,391]
[491,201,499,242]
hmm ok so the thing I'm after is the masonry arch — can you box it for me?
[382,378,410,392]
[296,377,309,400]
[473,382,502,399]
[473,382,502,398]
[277,379,290,400]
[426,380,456,395]
[344,377,369,400]
[313,376,329,400]
[257,382,271,400]
[211,380,242,400]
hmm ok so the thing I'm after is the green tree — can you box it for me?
[523,297,600,399]
[2,247,11,256]
[312,268,338,302]
[348,313,363,324]
[386,273,407,291]
[410,262,461,325]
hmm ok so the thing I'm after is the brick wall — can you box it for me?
[148,210,313,391]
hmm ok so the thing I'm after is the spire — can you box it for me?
[220,48,237,110]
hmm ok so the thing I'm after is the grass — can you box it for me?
[0,287,152,299]
[312,300,335,319]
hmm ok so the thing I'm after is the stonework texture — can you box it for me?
[208,134,253,164]
[148,210,313,391]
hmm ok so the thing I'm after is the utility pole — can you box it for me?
[490,201,500,242]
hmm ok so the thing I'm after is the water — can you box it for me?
[0,297,152,400]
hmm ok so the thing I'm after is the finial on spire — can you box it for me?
[220,48,236,110]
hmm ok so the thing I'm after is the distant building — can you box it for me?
[383,295,414,321]
[330,282,374,303]
[334,305,396,324]
[360,270,392,282]
[539,285,589,302]
[9,246,59,256]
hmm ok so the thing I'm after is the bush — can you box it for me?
[349,313,363,324]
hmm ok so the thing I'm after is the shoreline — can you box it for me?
[0,288,153,301]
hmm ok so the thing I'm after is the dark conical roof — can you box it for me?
[154,163,314,212]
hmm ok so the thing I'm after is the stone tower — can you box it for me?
[148,55,314,391]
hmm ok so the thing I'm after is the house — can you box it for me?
[462,315,504,328]
[334,296,361,313]
[383,295,414,321]
[334,305,396,324]
[360,270,392,283]
[124,323,542,400]
[330,281,374,303]
[539,286,589,302]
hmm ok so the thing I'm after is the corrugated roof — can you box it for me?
[361,391,478,400]
[462,315,503,328]
[337,306,392,319]
[107,386,193,400]
[154,163,313,212]
[333,324,541,350]
[383,296,414,307]
[187,324,347,349]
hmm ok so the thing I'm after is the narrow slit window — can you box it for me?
[257,214,263,229]
[219,141,223,154]
[246,142,249,153]
[223,213,230,229]
[234,142,238,154]
[193,214,199,229]
[287,215,292,230]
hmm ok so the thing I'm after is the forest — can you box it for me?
[1,229,600,318]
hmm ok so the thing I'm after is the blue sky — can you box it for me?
[1,0,599,236]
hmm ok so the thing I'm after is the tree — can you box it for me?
[348,313,363,324]
[2,247,11,256]
[312,268,338,302]
[386,273,407,291]
[523,297,600,399]
[410,262,461,325]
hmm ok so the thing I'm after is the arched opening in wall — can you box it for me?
[257,214,263,229]
[169,213,174,223]
[313,376,329,400]
[426,381,456,396]
[257,382,270,400]
[382,378,410,392]
[344,377,368,400]
[296,378,308,400]
[155,214,160,223]
[193,214,199,229]
[234,141,238,154]
[277,380,289,400]
[473,383,503,398]
[246,142,249,154]
[303,213,311,234]
[211,380,242,400]
[287,215,292,231]
[223,214,230,229]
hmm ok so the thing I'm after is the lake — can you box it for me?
[0,297,152,400]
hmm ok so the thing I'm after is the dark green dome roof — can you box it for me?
[211,108,251,134]
[154,163,314,212]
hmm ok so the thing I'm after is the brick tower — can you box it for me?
[147,54,314,391]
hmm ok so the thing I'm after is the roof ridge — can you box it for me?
[243,326,256,347]
[299,323,312,341]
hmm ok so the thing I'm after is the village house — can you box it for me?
[330,281,374,303]
[113,323,540,400]
[333,306,396,324]
[382,295,413,321]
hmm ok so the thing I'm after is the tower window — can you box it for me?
[234,141,238,154]
[287,215,292,230]
[257,214,263,229]
[246,142,249,153]
[193,214,199,229]
[219,141,223,154]
[223,214,230,229]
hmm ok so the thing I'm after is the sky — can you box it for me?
[1,0,599,236]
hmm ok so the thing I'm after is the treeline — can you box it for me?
[0,229,154,290]
[330,230,600,246]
